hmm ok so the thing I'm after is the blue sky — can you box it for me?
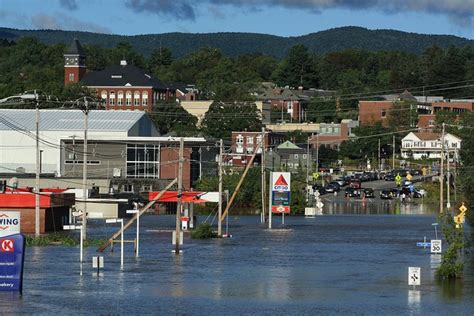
[1,0,473,39]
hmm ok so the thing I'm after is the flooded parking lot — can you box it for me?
[1,207,473,315]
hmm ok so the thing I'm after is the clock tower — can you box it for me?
[64,39,86,86]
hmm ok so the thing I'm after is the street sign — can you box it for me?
[92,256,104,269]
[408,267,421,286]
[416,242,431,247]
[0,234,25,293]
[430,240,442,254]
[0,211,20,237]
[272,172,291,192]
[395,173,402,186]
[406,173,413,181]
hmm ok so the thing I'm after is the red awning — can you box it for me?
[148,191,210,203]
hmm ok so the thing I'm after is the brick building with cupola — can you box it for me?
[64,39,178,112]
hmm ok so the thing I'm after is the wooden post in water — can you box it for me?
[220,145,260,223]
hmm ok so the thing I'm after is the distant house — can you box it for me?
[401,132,461,160]
[273,141,309,171]
[226,131,285,167]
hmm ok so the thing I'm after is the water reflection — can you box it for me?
[324,200,438,215]
[407,290,421,314]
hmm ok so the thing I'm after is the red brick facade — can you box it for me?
[358,101,392,126]
[159,147,192,190]
[64,66,86,86]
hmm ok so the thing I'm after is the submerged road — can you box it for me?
[1,211,473,315]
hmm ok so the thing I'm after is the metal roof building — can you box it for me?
[0,109,159,175]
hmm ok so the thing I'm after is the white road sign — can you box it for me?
[430,240,442,254]
[0,211,20,237]
[408,267,421,286]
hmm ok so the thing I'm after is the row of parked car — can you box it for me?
[380,186,426,199]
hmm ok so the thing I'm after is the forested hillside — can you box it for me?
[1,26,473,58]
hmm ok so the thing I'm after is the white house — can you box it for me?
[401,132,461,160]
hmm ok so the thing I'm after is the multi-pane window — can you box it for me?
[126,91,132,106]
[142,92,148,106]
[134,91,140,106]
[126,144,160,178]
[109,91,115,105]
[118,91,124,106]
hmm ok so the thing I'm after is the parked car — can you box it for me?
[334,178,347,187]
[362,188,375,198]
[380,189,393,199]
[384,173,395,181]
[345,187,360,198]
[325,184,339,193]
[350,179,361,189]
[329,182,341,191]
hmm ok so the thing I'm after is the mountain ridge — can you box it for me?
[1,26,473,58]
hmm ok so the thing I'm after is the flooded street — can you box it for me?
[1,204,473,315]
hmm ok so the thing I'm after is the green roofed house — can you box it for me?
[271,140,310,171]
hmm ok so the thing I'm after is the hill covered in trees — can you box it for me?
[1,26,473,58]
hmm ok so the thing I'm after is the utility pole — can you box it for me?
[378,138,381,171]
[447,147,451,210]
[392,135,395,170]
[306,136,310,203]
[81,97,89,240]
[218,139,223,237]
[175,137,184,254]
[440,123,445,214]
[261,128,266,224]
[35,90,40,237]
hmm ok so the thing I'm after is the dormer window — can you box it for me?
[111,75,122,79]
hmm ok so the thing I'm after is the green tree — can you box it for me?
[150,101,198,136]
[387,100,418,131]
[273,44,318,88]
[201,102,262,139]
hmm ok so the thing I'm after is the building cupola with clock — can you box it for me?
[64,38,86,85]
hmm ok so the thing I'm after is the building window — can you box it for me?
[118,91,124,106]
[109,91,115,106]
[142,92,148,106]
[381,109,386,118]
[69,73,75,82]
[126,144,160,178]
[101,91,107,105]
[134,91,140,106]
[126,91,132,106]
[246,136,254,145]
[236,134,244,145]
[452,143,458,148]
[294,154,298,159]
[256,135,262,145]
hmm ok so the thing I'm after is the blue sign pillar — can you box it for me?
[0,234,26,294]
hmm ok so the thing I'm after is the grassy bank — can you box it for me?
[26,233,107,247]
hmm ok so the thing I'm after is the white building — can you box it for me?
[401,132,461,160]
[0,109,159,176]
